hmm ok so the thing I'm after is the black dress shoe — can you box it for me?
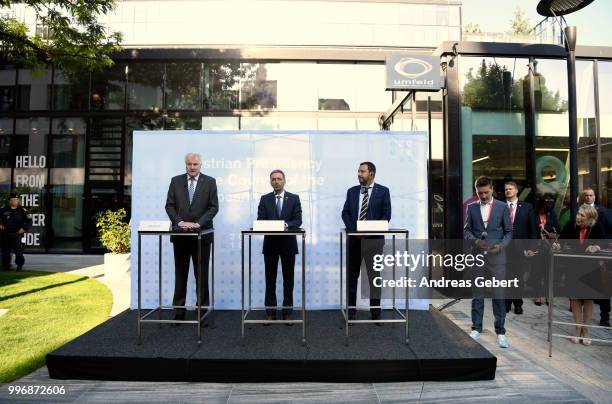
[171,313,185,327]
[514,306,523,315]
[600,319,611,327]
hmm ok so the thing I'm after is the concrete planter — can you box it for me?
[104,253,131,279]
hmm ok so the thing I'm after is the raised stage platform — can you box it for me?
[46,309,496,382]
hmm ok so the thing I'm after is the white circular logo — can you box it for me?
[394,57,432,78]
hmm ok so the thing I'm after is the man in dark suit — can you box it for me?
[341,162,391,321]
[583,187,611,327]
[464,176,512,348]
[504,181,537,315]
[165,152,219,323]
[257,169,302,322]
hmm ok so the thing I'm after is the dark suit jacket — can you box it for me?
[341,183,391,232]
[257,191,302,254]
[597,207,612,238]
[165,173,219,238]
[536,210,560,235]
[560,220,605,242]
[463,198,513,265]
[505,200,537,263]
[508,201,538,240]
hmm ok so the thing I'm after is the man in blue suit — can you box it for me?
[342,162,391,321]
[464,176,512,348]
[257,170,302,322]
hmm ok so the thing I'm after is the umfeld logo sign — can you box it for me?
[394,57,432,79]
[386,54,440,91]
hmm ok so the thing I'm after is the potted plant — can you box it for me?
[96,208,131,279]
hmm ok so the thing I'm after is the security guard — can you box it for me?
[1,193,32,271]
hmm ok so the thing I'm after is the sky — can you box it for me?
[461,0,612,47]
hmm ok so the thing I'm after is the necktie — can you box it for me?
[509,202,516,225]
[188,176,196,203]
[275,195,282,219]
[359,187,370,220]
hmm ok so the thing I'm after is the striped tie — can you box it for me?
[359,187,370,220]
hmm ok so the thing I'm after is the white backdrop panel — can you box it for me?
[130,130,429,310]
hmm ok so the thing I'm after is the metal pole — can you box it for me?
[248,235,252,311]
[565,26,579,221]
[241,233,245,338]
[392,235,396,308]
[405,235,409,344]
[197,233,202,344]
[302,232,306,345]
[137,233,142,345]
[548,253,555,357]
[158,235,162,323]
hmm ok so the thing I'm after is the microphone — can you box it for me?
[479,231,488,254]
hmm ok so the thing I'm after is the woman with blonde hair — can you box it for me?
[559,205,604,345]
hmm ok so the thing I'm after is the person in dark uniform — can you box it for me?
[1,193,32,271]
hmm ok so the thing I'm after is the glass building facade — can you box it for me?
[2,1,611,251]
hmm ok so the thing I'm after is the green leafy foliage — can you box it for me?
[95,208,130,254]
[0,0,122,74]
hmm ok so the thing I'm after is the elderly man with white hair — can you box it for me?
[165,152,219,324]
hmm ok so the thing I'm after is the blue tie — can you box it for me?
[188,177,196,203]
[275,195,282,219]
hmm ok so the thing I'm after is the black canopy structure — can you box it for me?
[536,0,595,17]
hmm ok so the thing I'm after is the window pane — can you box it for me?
[91,63,126,110]
[317,64,355,111]
[460,57,529,206]
[49,118,85,251]
[0,67,16,112]
[17,69,52,110]
[598,62,612,206]
[0,119,12,190]
[239,63,277,110]
[533,58,569,213]
[166,63,201,110]
[203,62,240,111]
[128,63,164,110]
[14,118,49,251]
[52,71,89,111]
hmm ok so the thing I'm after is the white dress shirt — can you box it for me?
[479,198,493,228]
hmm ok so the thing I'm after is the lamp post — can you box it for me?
[537,0,594,220]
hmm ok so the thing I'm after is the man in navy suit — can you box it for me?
[464,176,512,348]
[583,187,611,327]
[165,153,219,323]
[503,181,537,315]
[257,170,302,322]
[341,162,391,321]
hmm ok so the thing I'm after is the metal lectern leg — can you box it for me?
[158,235,162,325]
[302,234,306,345]
[137,233,142,345]
[210,238,215,329]
[241,233,245,339]
[405,236,409,344]
[548,254,555,357]
[197,233,202,345]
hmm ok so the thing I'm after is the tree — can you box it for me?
[464,23,482,34]
[510,7,532,35]
[0,0,122,73]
